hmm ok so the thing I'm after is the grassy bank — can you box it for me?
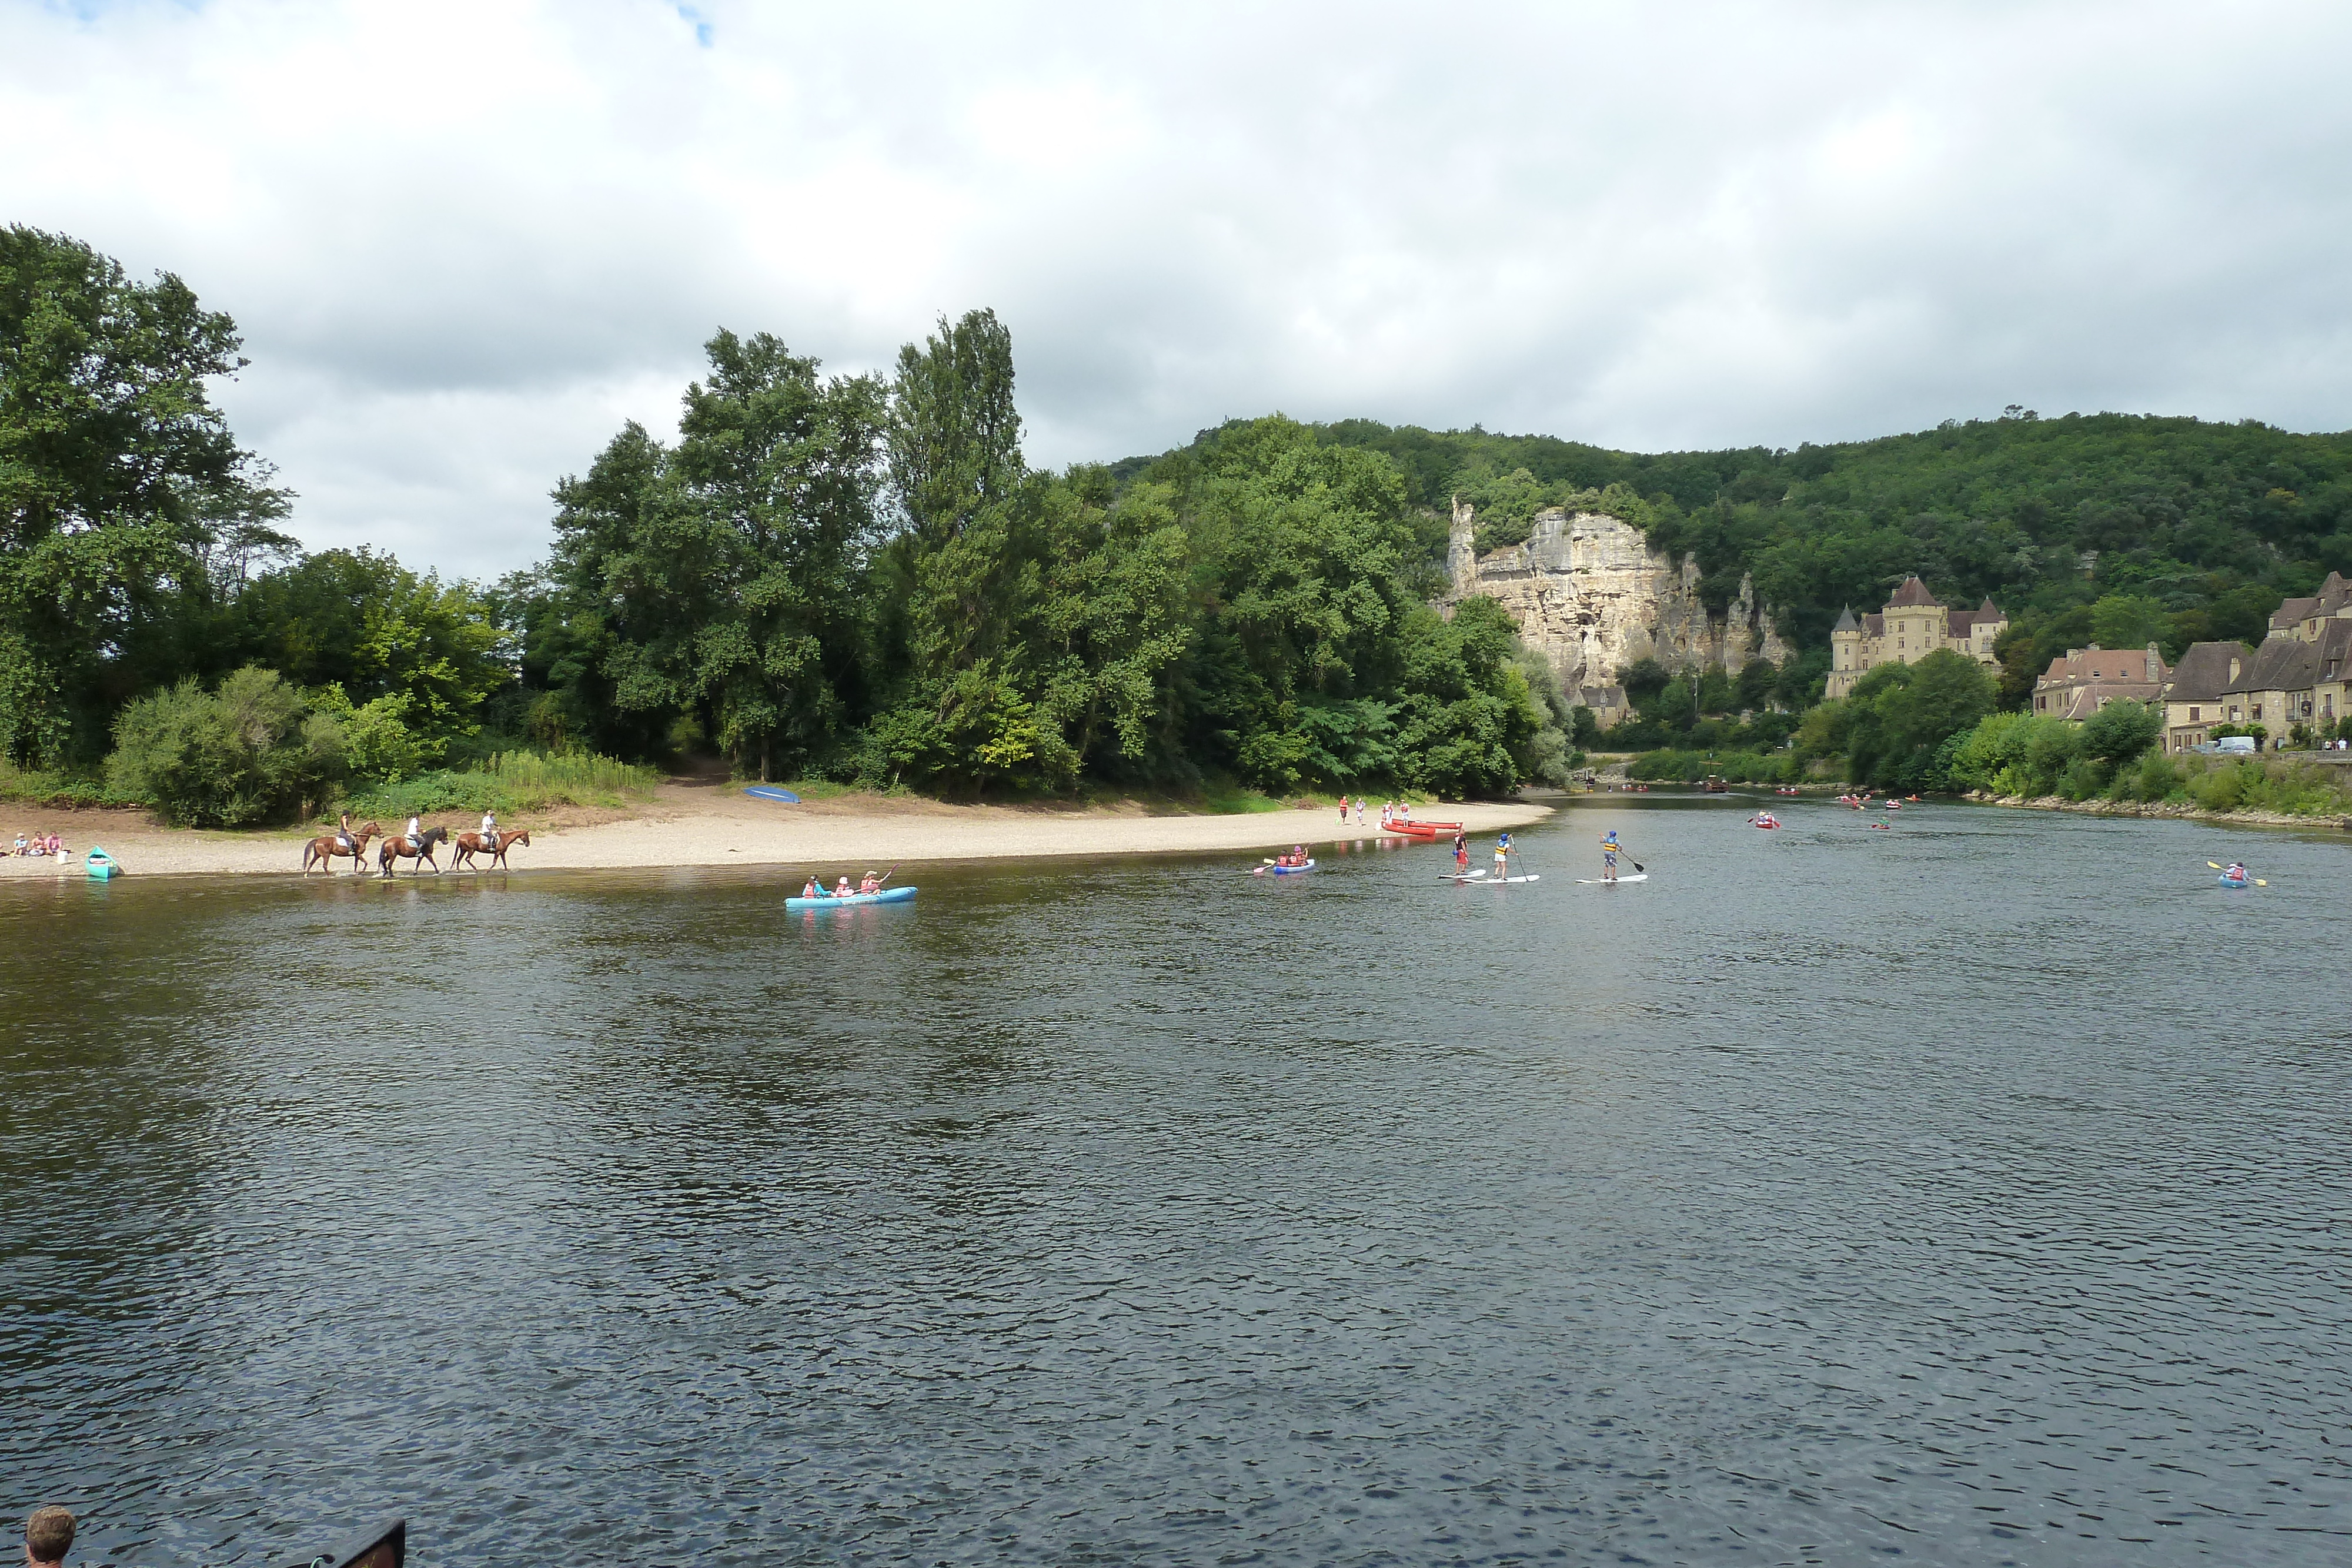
[338,751,662,821]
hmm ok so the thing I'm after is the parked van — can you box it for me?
[2216,735,2258,754]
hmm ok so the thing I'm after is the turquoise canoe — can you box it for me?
[86,847,117,881]
[786,885,916,911]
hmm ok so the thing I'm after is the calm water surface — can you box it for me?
[5,797,2351,1565]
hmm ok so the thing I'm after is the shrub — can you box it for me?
[106,668,341,827]
[2114,752,2182,803]
[2081,698,2163,765]
[2056,757,2112,801]
[2183,759,2249,811]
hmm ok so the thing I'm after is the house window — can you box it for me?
[2189,707,2200,721]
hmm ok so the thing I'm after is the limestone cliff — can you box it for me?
[1442,500,1788,720]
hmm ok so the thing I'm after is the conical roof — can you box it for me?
[1833,605,1858,633]
[1887,575,1939,608]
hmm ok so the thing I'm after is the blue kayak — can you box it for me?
[1252,858,1315,876]
[2219,875,2249,888]
[786,885,916,911]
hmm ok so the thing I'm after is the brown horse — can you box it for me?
[377,825,449,877]
[302,821,382,874]
[450,827,530,871]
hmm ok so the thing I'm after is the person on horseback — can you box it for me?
[480,808,497,851]
[337,810,356,855]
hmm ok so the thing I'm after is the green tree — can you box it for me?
[225,548,505,755]
[0,226,291,764]
[2080,697,2163,764]
[887,307,1023,550]
[1845,650,1996,788]
[2089,594,2169,653]
[538,333,887,780]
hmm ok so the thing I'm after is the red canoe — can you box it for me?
[1381,820,1463,837]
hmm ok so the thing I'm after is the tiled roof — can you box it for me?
[2038,645,2168,686]
[1863,613,1886,637]
[1980,597,2000,616]
[1887,575,1939,608]
[2224,636,2321,696]
[2317,618,2352,681]
[1947,611,1984,639]
[1833,605,1858,633]
[2163,641,2252,703]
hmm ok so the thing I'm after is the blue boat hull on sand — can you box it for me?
[786,886,916,911]
[745,785,802,804]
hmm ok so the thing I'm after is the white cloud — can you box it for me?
[4,0,2348,577]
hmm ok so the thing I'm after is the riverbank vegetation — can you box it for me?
[2,227,1573,821]
[15,221,2352,829]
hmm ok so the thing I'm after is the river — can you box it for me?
[4,796,2349,1564]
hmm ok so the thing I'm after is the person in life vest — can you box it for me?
[1453,831,1469,872]
[801,876,823,898]
[1494,831,1513,878]
[834,875,854,897]
[1601,828,1622,881]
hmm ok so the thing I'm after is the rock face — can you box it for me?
[1443,500,1788,721]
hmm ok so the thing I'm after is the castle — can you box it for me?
[1825,577,2006,700]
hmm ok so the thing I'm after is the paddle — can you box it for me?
[876,862,901,887]
[2207,861,2268,886]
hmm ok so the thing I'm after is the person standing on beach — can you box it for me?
[1354,797,1365,827]
[25,1506,74,1568]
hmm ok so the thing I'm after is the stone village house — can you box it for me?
[2160,571,2352,750]
[2033,644,2169,720]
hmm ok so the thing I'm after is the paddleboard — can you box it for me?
[1573,874,1649,884]
[744,785,802,804]
[1451,873,1540,884]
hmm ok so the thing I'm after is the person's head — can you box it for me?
[26,1506,74,1568]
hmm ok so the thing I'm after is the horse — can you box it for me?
[302,821,382,874]
[377,825,449,877]
[450,827,529,872]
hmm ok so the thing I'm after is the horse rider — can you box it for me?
[336,810,356,856]
[479,808,498,853]
[405,814,422,852]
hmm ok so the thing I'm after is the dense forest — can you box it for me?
[8,223,2350,824]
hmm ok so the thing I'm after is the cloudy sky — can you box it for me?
[8,0,2350,577]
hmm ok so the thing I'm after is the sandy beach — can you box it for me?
[0,783,1552,880]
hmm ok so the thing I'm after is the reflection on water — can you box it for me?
[5,798,2352,1564]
